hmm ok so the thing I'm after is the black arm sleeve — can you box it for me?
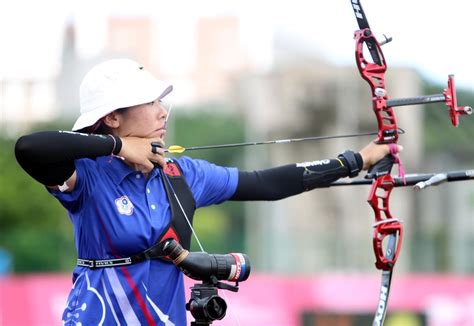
[15,131,122,186]
[230,153,362,201]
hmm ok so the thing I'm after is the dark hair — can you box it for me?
[79,107,130,135]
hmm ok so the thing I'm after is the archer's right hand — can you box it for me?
[119,137,166,173]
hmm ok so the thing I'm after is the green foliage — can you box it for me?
[423,81,474,159]
[1,228,75,272]
[0,137,75,272]
[171,109,247,253]
[169,107,246,167]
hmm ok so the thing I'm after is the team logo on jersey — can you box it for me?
[115,195,134,216]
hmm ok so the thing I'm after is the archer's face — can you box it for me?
[115,98,168,140]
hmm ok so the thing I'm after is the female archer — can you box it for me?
[15,58,393,325]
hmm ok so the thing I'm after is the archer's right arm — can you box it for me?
[15,131,123,192]
[15,131,168,192]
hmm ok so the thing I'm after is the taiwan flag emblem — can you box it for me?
[115,195,134,216]
[164,162,182,177]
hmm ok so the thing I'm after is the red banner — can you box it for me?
[1,273,473,325]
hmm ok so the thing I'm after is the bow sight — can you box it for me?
[161,239,251,325]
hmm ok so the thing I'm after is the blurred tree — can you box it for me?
[169,105,246,166]
[411,82,474,273]
[0,136,75,272]
[170,108,247,253]
[423,82,474,159]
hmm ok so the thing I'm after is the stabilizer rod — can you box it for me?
[386,75,472,127]
[326,170,474,189]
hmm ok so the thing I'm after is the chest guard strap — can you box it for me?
[77,160,196,269]
[158,160,196,252]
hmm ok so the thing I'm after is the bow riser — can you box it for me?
[372,223,403,271]
[355,29,399,144]
[356,26,402,272]
[367,175,403,270]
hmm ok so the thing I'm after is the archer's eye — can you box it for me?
[148,101,155,105]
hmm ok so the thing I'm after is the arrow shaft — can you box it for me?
[164,130,402,153]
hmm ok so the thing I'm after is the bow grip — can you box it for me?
[365,154,394,179]
[151,141,163,150]
[151,141,165,169]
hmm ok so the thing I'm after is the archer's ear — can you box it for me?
[102,111,121,128]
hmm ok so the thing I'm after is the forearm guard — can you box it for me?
[15,131,122,186]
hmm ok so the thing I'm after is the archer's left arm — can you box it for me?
[230,151,362,201]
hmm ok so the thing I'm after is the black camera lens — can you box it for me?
[161,239,251,282]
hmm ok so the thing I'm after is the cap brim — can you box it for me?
[72,106,112,131]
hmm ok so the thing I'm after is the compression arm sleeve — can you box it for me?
[230,152,362,201]
[15,131,122,186]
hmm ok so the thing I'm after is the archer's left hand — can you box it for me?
[359,141,403,170]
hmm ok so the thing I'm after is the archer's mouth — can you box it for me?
[157,128,166,139]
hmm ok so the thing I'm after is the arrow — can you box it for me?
[163,129,405,154]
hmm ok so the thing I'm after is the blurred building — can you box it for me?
[0,78,57,136]
[57,17,159,119]
[107,17,155,70]
[193,16,251,102]
[55,15,258,116]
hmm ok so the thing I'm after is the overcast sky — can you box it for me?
[0,0,472,91]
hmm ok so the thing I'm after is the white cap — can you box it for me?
[72,58,173,131]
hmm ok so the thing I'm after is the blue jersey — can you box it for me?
[49,156,238,325]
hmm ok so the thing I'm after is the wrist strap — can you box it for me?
[338,150,362,178]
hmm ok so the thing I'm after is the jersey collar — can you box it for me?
[97,156,141,184]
